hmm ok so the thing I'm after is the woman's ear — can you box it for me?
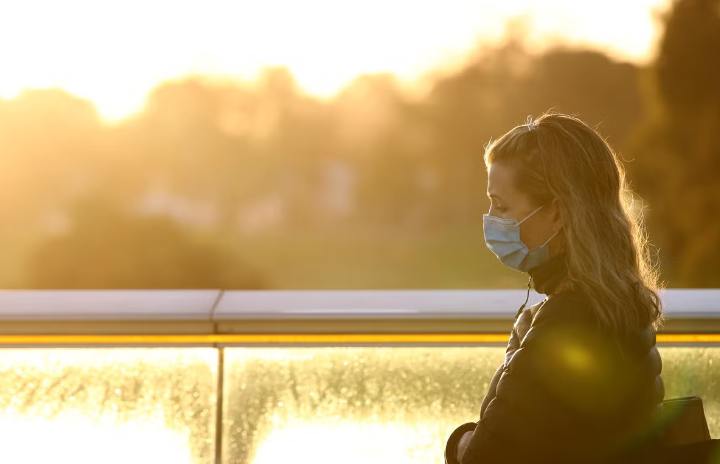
[549,197,563,230]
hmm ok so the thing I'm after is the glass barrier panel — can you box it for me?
[0,349,217,464]
[3,345,718,464]
[223,346,720,464]
[660,347,720,437]
[222,347,505,464]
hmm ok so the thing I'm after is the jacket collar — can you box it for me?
[528,252,568,295]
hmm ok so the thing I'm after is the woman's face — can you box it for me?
[486,161,563,253]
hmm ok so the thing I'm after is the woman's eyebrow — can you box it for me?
[487,192,505,203]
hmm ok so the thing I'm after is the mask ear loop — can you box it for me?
[540,229,560,248]
[517,203,544,226]
[514,275,533,321]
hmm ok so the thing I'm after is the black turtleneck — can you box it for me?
[528,252,568,296]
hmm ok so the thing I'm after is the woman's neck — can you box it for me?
[529,252,568,296]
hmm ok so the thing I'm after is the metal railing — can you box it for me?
[1,289,720,346]
[2,289,720,464]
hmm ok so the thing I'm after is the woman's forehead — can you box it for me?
[487,162,518,199]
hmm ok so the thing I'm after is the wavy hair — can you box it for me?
[484,113,664,330]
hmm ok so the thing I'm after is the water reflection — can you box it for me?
[0,349,216,464]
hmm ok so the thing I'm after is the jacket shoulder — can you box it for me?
[532,290,597,326]
[520,290,600,350]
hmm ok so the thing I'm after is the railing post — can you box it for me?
[214,346,225,464]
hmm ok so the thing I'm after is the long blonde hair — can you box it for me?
[485,113,664,331]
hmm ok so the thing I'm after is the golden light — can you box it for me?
[0,333,719,345]
[251,421,437,464]
[0,349,213,464]
[560,344,593,372]
[0,415,194,464]
[0,0,670,123]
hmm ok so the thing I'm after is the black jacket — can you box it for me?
[454,253,665,464]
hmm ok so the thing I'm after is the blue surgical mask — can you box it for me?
[483,204,559,272]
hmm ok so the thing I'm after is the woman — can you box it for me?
[447,113,665,464]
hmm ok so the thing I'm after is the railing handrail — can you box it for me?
[2,289,719,320]
[2,289,720,345]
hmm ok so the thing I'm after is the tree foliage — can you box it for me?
[0,14,716,288]
[628,0,720,286]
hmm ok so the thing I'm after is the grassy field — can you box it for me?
[2,225,528,290]
[219,225,528,290]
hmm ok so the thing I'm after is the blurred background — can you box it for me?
[3,3,720,463]
[1,0,718,290]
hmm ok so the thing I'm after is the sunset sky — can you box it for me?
[0,0,670,122]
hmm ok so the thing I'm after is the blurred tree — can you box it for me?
[0,35,670,290]
[628,0,720,286]
[27,197,265,289]
[332,74,426,227]
[424,41,644,226]
[0,89,102,229]
[135,78,239,225]
[424,40,531,226]
[656,0,720,112]
[526,49,644,147]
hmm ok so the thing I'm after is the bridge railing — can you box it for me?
[1,289,719,464]
[2,289,720,346]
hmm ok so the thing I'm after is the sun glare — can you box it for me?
[0,415,194,464]
[0,0,670,123]
[251,421,438,464]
